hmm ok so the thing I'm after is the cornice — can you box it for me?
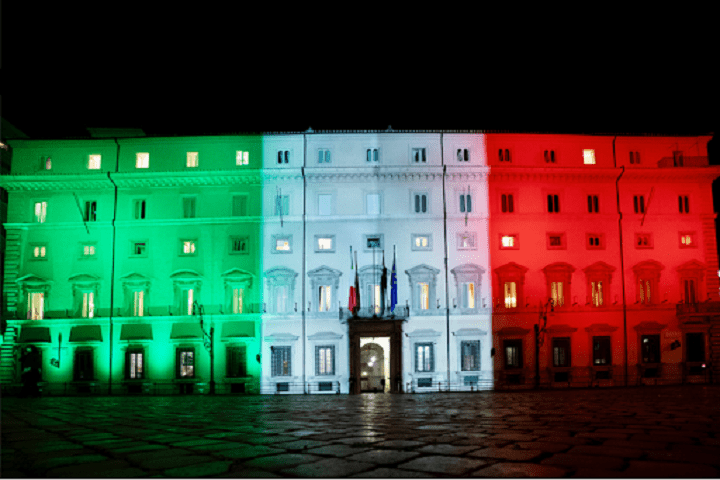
[0,174,113,192]
[619,166,720,183]
[304,167,445,183]
[489,167,621,182]
[111,171,265,188]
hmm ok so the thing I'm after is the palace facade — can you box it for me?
[1,130,718,395]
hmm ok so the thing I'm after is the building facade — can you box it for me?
[1,130,718,395]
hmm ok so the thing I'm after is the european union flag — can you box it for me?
[390,248,397,312]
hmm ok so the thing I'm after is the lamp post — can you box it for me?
[535,298,554,389]
[193,300,215,394]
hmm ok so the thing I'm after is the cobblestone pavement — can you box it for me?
[2,385,720,478]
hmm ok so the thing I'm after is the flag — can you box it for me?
[348,286,356,312]
[390,246,397,312]
[380,250,387,315]
[354,249,360,313]
[350,246,353,269]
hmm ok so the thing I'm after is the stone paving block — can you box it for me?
[469,447,543,461]
[125,448,191,463]
[335,436,386,446]
[138,454,215,470]
[491,432,539,441]
[629,433,695,444]
[46,459,131,477]
[215,444,286,460]
[602,439,668,450]
[306,444,371,457]
[164,460,233,477]
[235,434,298,445]
[540,453,625,471]
[113,444,169,454]
[243,453,324,470]
[567,445,644,458]
[281,458,375,477]
[623,460,718,478]
[350,467,434,477]
[170,438,228,447]
[397,455,488,476]
[471,463,569,477]
[646,449,720,465]
[371,439,425,449]
[95,467,149,477]
[346,449,420,465]
[31,454,109,473]
[575,432,630,440]
[571,468,633,478]
[515,441,571,453]
[219,467,281,477]
[271,439,329,450]
[537,435,591,445]
[189,441,245,451]
[418,444,480,456]
[29,443,85,453]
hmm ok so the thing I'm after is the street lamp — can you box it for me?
[193,300,215,394]
[535,298,554,389]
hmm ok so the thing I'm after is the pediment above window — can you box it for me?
[308,265,343,279]
[405,264,441,277]
[451,263,486,280]
[170,269,203,280]
[545,324,578,334]
[120,272,151,287]
[407,328,442,338]
[585,323,619,333]
[221,268,254,288]
[494,262,528,277]
[68,273,100,290]
[542,262,576,277]
[307,331,343,341]
[632,260,664,276]
[265,266,298,287]
[676,259,705,276]
[496,326,531,337]
[16,274,52,288]
[634,321,667,333]
[583,261,616,275]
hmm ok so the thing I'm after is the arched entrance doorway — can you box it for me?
[360,338,390,392]
[348,318,404,394]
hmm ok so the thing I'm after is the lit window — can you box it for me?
[318,285,332,312]
[412,148,427,163]
[318,149,331,163]
[184,289,194,315]
[33,245,47,258]
[680,233,695,247]
[366,193,380,215]
[182,241,196,254]
[177,348,194,378]
[416,343,433,372]
[271,346,292,376]
[82,292,95,318]
[236,151,249,165]
[419,283,430,310]
[272,235,292,254]
[583,149,596,165]
[83,245,96,256]
[368,284,381,314]
[462,282,475,309]
[127,349,144,379]
[551,282,564,307]
[29,292,44,320]
[638,279,652,304]
[504,282,517,308]
[501,235,515,248]
[591,281,603,307]
[317,237,333,251]
[133,290,144,317]
[88,154,102,170]
[232,287,243,314]
[187,152,198,168]
[276,239,290,251]
[136,153,149,169]
[317,346,335,375]
[415,236,428,248]
[34,202,47,223]
[461,341,480,371]
[43,157,52,170]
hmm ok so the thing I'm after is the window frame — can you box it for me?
[499,233,519,250]
[411,147,427,164]
[226,344,248,378]
[130,240,149,258]
[133,199,147,220]
[125,347,145,380]
[271,346,292,377]
[176,347,195,379]
[582,149,596,165]
[315,345,335,376]
[135,152,150,169]
[33,200,48,223]
[411,233,432,252]
[679,231,697,249]
[236,150,249,166]
[587,194,600,213]
[232,194,249,217]
[314,234,336,254]
[29,243,48,261]
[412,192,430,214]
[186,151,199,168]
[182,196,197,219]
[592,336,612,366]
[272,234,293,254]
[504,339,523,369]
[179,239,198,257]
[414,342,434,373]
[546,232,567,250]
[500,193,515,213]
[635,233,653,249]
[457,232,477,251]
[229,236,250,255]
[88,154,102,170]
[586,233,605,250]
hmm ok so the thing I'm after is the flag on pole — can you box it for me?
[350,246,353,269]
[348,286,356,312]
[354,249,360,314]
[390,245,397,312]
[380,250,387,315]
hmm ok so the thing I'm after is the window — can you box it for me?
[583,149,596,165]
[504,339,522,368]
[461,283,475,309]
[273,235,292,253]
[277,150,289,164]
[132,290,145,317]
[81,292,95,318]
[29,292,44,320]
[133,200,146,220]
[366,193,381,215]
[456,148,469,162]
[132,242,147,257]
[318,149,331,163]
[629,151,640,164]
[365,235,383,250]
[318,285,332,312]
[43,156,52,170]
[591,280,604,307]
[547,194,560,213]
[679,195,690,214]
[673,151,684,166]
[587,234,605,250]
[683,279,697,304]
[411,234,432,251]
[88,154,101,170]
[633,260,662,306]
[315,235,335,253]
[412,148,427,163]
[593,336,611,365]
[680,232,696,248]
[126,348,144,379]
[275,195,289,216]
[318,194,332,216]
[84,201,97,222]
[459,194,472,213]
[316,346,335,375]
[414,193,428,213]
[181,240,197,255]
[635,233,653,249]
[187,152,198,167]
[181,288,195,315]
[415,343,434,372]
[633,195,645,214]
[32,245,47,259]
[584,261,614,308]
[499,149,511,162]
[418,283,430,310]
[74,348,94,381]
[544,150,555,163]
[588,195,599,213]
[458,232,477,250]
[641,335,660,363]
[501,194,514,213]
[182,197,196,219]
[686,333,705,363]
[461,341,480,371]
[550,282,564,307]
[366,148,379,162]
[638,279,652,304]
[177,348,195,378]
[366,283,381,314]
[136,153,149,169]
[232,287,244,314]
[547,233,566,250]
[543,262,574,309]
[552,337,570,367]
[230,236,249,255]
[236,151,249,165]
[504,282,517,308]
[34,202,47,223]
[232,195,248,216]
[271,346,291,376]
[227,345,247,378]
[406,264,440,313]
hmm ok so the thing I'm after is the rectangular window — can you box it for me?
[182,288,194,316]
[588,195,599,213]
[271,346,292,376]
[33,245,47,259]
[591,281,603,307]
[232,287,243,314]
[29,292,44,320]
[133,200,146,220]
[501,194,514,213]
[459,194,472,213]
[544,150,556,163]
[183,197,196,218]
[318,285,332,312]
[461,341,480,371]
[34,201,47,223]
[366,148,379,162]
[230,236,249,254]
[504,282,517,308]
[275,237,291,252]
[82,292,95,318]
[187,152,198,167]
[319,194,332,216]
[317,236,334,252]
[462,282,475,309]
[552,337,571,367]
[633,195,645,214]
[366,236,382,249]
[136,153,149,169]
[318,149,331,163]
[458,232,476,250]
[316,346,335,375]
[277,150,289,164]
[547,233,566,249]
[236,151,249,165]
[413,235,429,249]
[456,148,469,162]
[679,195,690,214]
[550,282,564,307]
[232,195,248,217]
[547,194,560,213]
[133,290,144,317]
[414,194,428,213]
[629,151,640,164]
[412,148,427,163]
[587,234,604,250]
[366,193,380,215]
[43,156,52,170]
[583,149,596,165]
[593,336,611,365]
[635,233,653,249]
[638,279,652,304]
[684,279,697,304]
[177,348,195,378]
[686,333,705,363]
[88,154,102,170]
[415,343,434,372]
[499,148,511,162]
[74,349,94,381]
[84,201,97,222]
[275,195,289,216]
[641,335,660,363]
[504,339,522,368]
[132,242,147,256]
[182,240,196,255]
[126,348,144,379]
[679,232,696,248]
[500,234,518,249]
[673,151,684,166]
[227,345,247,378]
[418,283,430,310]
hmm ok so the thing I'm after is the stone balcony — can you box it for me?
[657,156,709,168]
[676,301,720,321]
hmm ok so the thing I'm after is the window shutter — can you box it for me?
[330,346,335,375]
[501,194,507,212]
[238,345,247,377]
[414,344,419,372]
[508,195,514,212]
[430,344,434,372]
[415,195,420,213]
[467,195,472,212]
[315,346,320,376]
[422,195,427,212]
[460,195,465,213]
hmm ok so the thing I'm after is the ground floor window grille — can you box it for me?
[272,346,291,376]
[641,335,660,363]
[461,341,480,371]
[552,337,571,367]
[74,349,94,381]
[126,348,144,379]
[504,340,522,369]
[686,333,705,363]
[177,348,195,378]
[415,343,434,372]
[227,345,247,377]
[593,336,611,365]
[316,345,335,375]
